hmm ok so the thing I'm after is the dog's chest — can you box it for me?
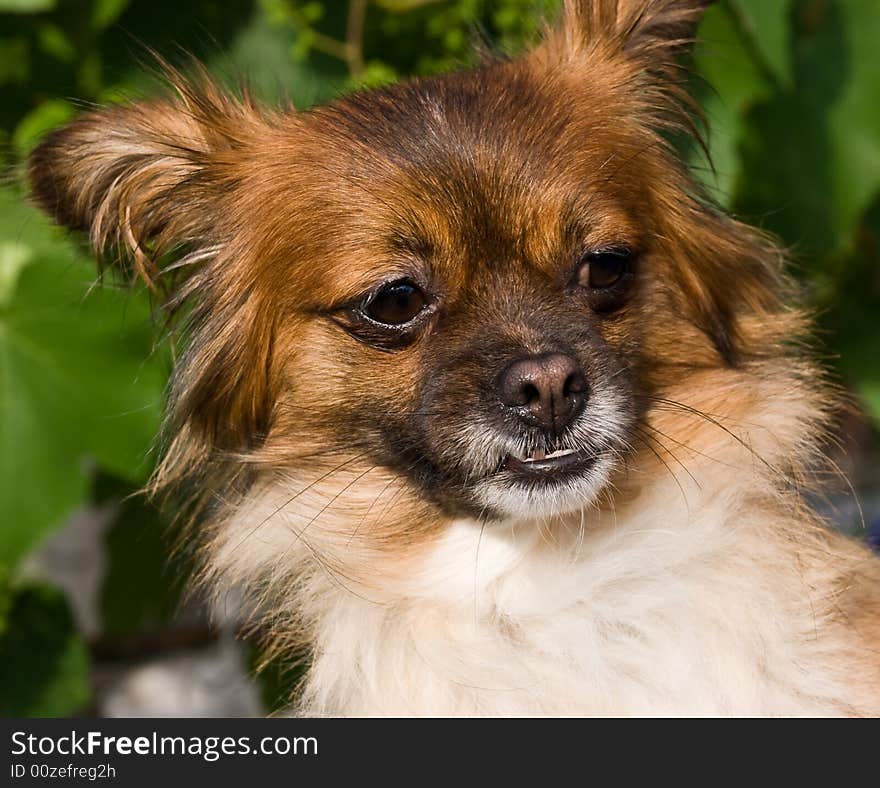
[315,514,853,716]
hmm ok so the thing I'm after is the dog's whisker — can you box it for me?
[225,453,369,554]
[631,426,693,514]
[634,424,701,490]
[638,394,781,475]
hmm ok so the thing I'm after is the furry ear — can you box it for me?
[666,209,791,366]
[27,70,265,292]
[28,72,280,487]
[559,0,713,60]
[540,1,715,137]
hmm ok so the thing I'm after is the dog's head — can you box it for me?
[29,0,796,536]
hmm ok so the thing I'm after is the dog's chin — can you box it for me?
[472,450,616,521]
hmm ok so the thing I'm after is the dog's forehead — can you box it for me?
[302,67,642,287]
[317,65,572,167]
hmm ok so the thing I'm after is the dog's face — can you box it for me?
[29,0,787,534]
[281,69,655,520]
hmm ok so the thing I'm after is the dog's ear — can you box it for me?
[662,205,792,367]
[27,70,265,292]
[537,1,714,136]
[28,72,281,483]
[556,0,712,60]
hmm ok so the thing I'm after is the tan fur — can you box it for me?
[27,0,880,715]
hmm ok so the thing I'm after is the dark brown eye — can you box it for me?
[578,248,633,290]
[363,280,427,326]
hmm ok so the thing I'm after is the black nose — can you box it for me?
[498,353,588,434]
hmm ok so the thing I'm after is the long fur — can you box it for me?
[206,359,880,716]
[27,0,880,716]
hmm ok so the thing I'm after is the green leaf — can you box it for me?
[91,0,129,31]
[0,240,33,307]
[99,478,185,638]
[820,194,880,427]
[0,582,90,717]
[823,0,880,256]
[736,0,880,258]
[0,0,55,12]
[692,4,774,204]
[0,186,167,569]
[12,98,76,158]
[221,9,347,107]
[352,60,399,89]
[0,568,11,636]
[373,0,443,11]
[729,0,795,87]
[0,37,31,85]
[857,380,880,426]
[37,23,77,63]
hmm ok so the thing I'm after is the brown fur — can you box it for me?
[27,0,880,714]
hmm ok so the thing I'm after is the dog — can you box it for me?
[28,0,880,716]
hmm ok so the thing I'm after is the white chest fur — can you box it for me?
[300,479,859,716]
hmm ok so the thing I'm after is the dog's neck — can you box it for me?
[293,470,862,716]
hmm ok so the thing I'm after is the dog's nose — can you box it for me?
[498,353,587,434]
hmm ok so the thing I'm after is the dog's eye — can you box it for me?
[364,280,427,326]
[573,247,636,313]
[578,248,633,290]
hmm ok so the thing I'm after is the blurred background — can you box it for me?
[0,0,878,717]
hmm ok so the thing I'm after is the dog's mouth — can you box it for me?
[502,446,597,480]
[472,433,621,517]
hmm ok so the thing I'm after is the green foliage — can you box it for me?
[96,474,187,638]
[0,186,167,569]
[12,98,75,158]
[0,0,56,11]
[691,0,880,421]
[735,0,880,258]
[0,567,12,635]
[0,580,90,716]
[0,0,877,716]
[263,0,556,86]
